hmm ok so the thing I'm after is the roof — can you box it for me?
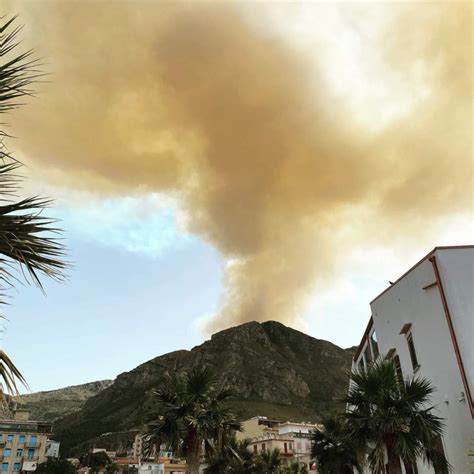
[353,245,474,361]
[370,245,474,305]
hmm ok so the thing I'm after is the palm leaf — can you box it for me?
[0,16,67,395]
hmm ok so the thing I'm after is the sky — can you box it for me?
[1,1,472,392]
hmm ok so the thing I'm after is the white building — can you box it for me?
[45,440,60,459]
[239,416,321,469]
[352,246,474,473]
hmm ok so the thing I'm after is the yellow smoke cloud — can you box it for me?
[6,1,473,332]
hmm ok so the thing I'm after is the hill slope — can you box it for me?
[54,321,353,454]
[13,380,113,421]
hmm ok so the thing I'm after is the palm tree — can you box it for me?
[311,416,359,474]
[344,358,450,474]
[143,366,241,474]
[0,17,66,395]
[259,448,282,473]
[204,435,256,473]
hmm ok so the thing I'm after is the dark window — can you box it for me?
[358,358,365,373]
[370,331,379,359]
[407,333,419,370]
[393,354,403,383]
[253,445,257,454]
[434,436,447,474]
[284,443,287,453]
[261,443,266,452]
[364,345,372,366]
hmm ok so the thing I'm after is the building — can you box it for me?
[352,246,474,473]
[236,416,282,441]
[239,416,321,469]
[44,440,60,459]
[0,409,53,473]
[277,422,321,466]
[249,433,296,467]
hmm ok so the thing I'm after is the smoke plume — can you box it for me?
[7,1,473,331]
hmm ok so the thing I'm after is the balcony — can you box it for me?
[23,455,39,461]
[25,442,40,449]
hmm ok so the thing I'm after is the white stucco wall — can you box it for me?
[364,249,474,473]
[436,248,474,403]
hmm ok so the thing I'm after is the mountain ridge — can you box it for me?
[51,320,354,455]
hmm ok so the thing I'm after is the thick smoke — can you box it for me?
[8,2,473,331]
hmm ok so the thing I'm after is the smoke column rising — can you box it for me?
[8,1,473,331]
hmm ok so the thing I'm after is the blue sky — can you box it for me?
[3,198,224,391]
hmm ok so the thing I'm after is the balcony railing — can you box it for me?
[25,442,40,449]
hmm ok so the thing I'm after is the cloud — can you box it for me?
[6,1,473,332]
[50,193,192,258]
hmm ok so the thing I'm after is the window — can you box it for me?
[6,435,13,443]
[29,435,37,447]
[434,436,446,474]
[406,332,419,370]
[261,443,266,452]
[27,448,35,459]
[358,358,365,373]
[253,445,257,454]
[1,463,7,472]
[18,435,25,444]
[16,448,22,457]
[13,463,20,472]
[370,331,379,359]
[393,354,403,382]
[4,449,11,457]
[364,345,372,366]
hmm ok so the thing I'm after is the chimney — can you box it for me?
[13,410,30,421]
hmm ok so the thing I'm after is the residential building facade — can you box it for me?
[352,246,474,473]
[239,416,321,469]
[0,410,52,473]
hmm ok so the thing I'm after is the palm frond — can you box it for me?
[0,15,67,395]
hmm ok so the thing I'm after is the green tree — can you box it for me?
[89,451,111,473]
[311,417,359,474]
[258,448,281,473]
[106,463,119,473]
[204,436,257,473]
[36,458,76,474]
[143,366,241,474]
[0,17,66,394]
[344,358,450,474]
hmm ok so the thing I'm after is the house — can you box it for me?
[352,246,474,473]
[239,416,321,469]
[0,409,53,473]
[44,440,60,459]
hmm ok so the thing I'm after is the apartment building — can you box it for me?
[239,416,321,469]
[352,246,474,474]
[0,410,52,473]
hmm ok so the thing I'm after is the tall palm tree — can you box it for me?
[344,358,450,474]
[0,17,66,395]
[311,416,359,474]
[143,366,241,474]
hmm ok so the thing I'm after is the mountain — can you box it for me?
[13,380,113,422]
[53,321,354,455]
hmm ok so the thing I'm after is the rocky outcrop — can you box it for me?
[13,380,113,421]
